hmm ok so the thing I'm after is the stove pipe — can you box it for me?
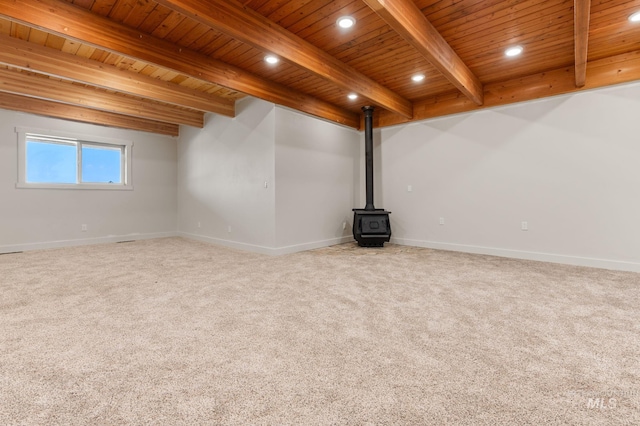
[363,105,375,211]
[351,106,391,247]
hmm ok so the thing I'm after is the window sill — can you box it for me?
[15,183,134,191]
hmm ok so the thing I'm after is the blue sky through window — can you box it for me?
[26,139,122,184]
[26,141,77,184]
[82,145,121,183]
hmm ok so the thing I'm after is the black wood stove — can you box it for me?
[352,106,391,247]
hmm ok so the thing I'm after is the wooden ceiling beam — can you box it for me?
[363,0,483,106]
[0,92,179,136]
[154,0,413,119]
[0,34,234,117]
[574,0,591,87]
[0,67,204,127]
[376,49,640,127]
[0,0,360,129]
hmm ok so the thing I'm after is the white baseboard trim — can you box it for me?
[178,232,353,256]
[0,231,178,254]
[11,232,629,272]
[178,232,275,255]
[270,236,354,256]
[390,237,640,273]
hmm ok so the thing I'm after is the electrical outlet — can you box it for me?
[439,217,445,225]
[227,225,232,233]
[407,185,412,192]
[81,224,87,232]
[343,221,347,230]
[197,221,202,228]
[521,221,528,231]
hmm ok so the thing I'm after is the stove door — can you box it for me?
[361,215,389,234]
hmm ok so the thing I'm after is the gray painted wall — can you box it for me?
[177,98,361,254]
[0,110,177,252]
[378,82,640,271]
[274,107,360,251]
[3,81,640,271]
[177,98,277,252]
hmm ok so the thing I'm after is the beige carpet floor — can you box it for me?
[1,237,639,425]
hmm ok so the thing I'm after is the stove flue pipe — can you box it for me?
[363,106,375,211]
[352,105,391,247]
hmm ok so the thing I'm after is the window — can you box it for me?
[16,127,133,190]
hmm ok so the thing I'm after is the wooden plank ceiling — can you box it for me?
[1,0,639,136]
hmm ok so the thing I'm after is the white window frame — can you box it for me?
[16,127,133,190]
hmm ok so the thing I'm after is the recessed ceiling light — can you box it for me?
[337,16,356,29]
[505,45,523,57]
[348,93,358,100]
[629,11,640,22]
[264,55,279,64]
[411,74,425,82]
